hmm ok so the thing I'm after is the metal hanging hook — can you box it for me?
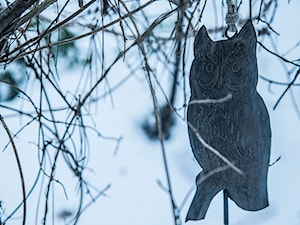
[225,0,239,38]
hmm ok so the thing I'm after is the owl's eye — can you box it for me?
[232,62,241,72]
[205,63,214,73]
[193,61,218,90]
[227,62,247,91]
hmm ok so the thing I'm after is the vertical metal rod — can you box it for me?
[223,190,229,225]
[249,0,252,19]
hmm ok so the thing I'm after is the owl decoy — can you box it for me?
[186,21,271,221]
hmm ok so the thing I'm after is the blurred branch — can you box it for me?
[0,0,39,38]
[17,0,57,29]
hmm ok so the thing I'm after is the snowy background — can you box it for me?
[1,1,300,225]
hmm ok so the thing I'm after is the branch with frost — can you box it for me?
[188,93,232,106]
[187,121,244,176]
[187,93,242,174]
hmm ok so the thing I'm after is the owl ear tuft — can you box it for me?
[237,20,257,42]
[194,25,211,56]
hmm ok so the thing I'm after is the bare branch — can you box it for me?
[0,115,27,225]
[0,0,40,38]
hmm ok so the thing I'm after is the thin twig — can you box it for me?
[273,69,300,110]
[0,115,27,225]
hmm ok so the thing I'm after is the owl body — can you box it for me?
[186,21,271,221]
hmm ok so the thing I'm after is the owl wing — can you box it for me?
[226,93,271,211]
[186,94,271,221]
[186,103,228,220]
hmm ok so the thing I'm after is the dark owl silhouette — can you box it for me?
[186,21,271,221]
